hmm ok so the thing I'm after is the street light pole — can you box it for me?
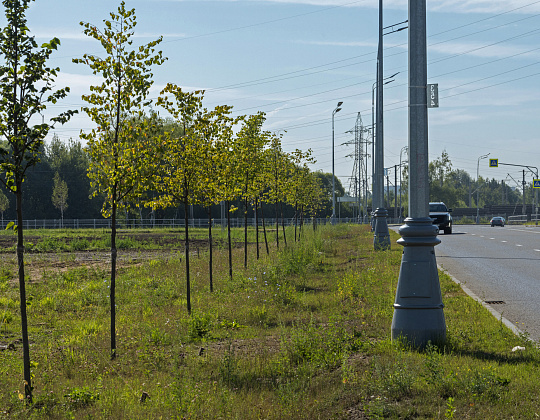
[373,0,392,250]
[376,0,384,212]
[476,153,490,224]
[332,102,343,224]
[391,0,446,347]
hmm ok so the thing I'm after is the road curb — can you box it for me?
[437,264,525,338]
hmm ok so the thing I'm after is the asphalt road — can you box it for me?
[422,224,540,341]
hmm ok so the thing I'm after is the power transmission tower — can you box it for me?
[345,112,369,220]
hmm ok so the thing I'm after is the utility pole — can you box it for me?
[373,0,391,250]
[394,164,398,219]
[391,0,446,347]
[523,170,527,216]
[386,170,390,208]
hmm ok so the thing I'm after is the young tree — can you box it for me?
[264,133,288,249]
[214,113,242,281]
[153,84,205,314]
[193,104,235,292]
[73,2,166,359]
[235,112,267,268]
[287,148,314,241]
[0,0,75,402]
[51,171,68,225]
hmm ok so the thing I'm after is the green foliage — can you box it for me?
[0,0,75,192]
[402,150,523,211]
[74,2,166,218]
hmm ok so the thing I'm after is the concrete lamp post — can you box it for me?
[391,0,446,348]
[331,102,343,225]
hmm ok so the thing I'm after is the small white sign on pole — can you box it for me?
[427,83,439,108]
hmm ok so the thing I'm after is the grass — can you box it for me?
[0,223,538,418]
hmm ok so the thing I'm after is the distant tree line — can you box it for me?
[395,151,527,214]
[0,134,348,222]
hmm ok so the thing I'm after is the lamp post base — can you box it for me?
[373,207,390,250]
[391,217,446,348]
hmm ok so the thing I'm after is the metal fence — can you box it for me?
[1,217,372,230]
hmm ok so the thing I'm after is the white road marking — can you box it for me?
[534,249,540,252]
[516,244,523,247]
[501,240,507,243]
[508,228,540,235]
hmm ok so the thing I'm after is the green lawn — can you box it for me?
[0,224,537,419]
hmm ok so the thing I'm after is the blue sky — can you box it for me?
[14,0,540,193]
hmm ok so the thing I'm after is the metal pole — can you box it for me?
[371,79,377,218]
[394,164,398,220]
[476,153,490,224]
[523,169,526,216]
[391,0,445,347]
[373,0,390,250]
[331,103,342,224]
[332,111,335,223]
[376,0,384,210]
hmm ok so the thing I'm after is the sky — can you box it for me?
[10,0,540,196]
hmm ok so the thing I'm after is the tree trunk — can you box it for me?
[16,182,32,402]
[208,206,213,292]
[184,189,191,315]
[261,201,270,255]
[244,197,248,268]
[299,205,304,241]
[275,201,279,249]
[255,198,260,259]
[294,202,298,242]
[110,184,117,360]
[281,202,287,246]
[226,200,233,280]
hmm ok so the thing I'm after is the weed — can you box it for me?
[371,356,416,399]
[188,313,214,341]
[445,397,456,419]
[219,341,239,387]
[149,327,171,345]
[63,386,100,409]
[0,267,12,282]
[69,238,90,251]
[219,319,245,330]
[0,309,13,333]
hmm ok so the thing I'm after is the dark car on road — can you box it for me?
[429,202,453,234]
[490,217,505,227]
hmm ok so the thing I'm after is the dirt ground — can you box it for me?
[0,231,217,283]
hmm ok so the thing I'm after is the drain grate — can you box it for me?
[484,300,506,304]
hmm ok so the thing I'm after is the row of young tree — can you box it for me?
[0,0,336,402]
